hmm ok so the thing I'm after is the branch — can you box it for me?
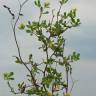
[4,0,39,89]
[65,64,69,93]
[7,81,20,94]
[57,4,62,24]
[3,5,15,19]
[12,0,31,73]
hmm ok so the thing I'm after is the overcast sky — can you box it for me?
[0,0,96,96]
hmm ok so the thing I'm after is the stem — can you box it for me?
[70,75,78,93]
[43,43,48,76]
[12,0,31,73]
[62,39,66,57]
[50,9,55,27]
[11,0,38,89]
[7,81,20,94]
[57,4,62,23]
[66,66,69,93]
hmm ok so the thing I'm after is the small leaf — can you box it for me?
[43,11,49,14]
[26,30,31,33]
[34,0,41,7]
[59,0,68,5]
[44,2,50,8]
[29,54,32,61]
[14,56,22,64]
[63,12,67,18]
[18,23,25,30]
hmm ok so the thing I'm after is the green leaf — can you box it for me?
[29,54,32,61]
[44,2,50,8]
[68,8,77,19]
[41,20,47,28]
[63,12,68,19]
[44,58,54,65]
[14,56,22,64]
[4,72,14,81]
[34,0,41,7]
[76,18,81,25]
[18,23,25,30]
[59,0,68,5]
[43,11,49,14]
[42,75,53,88]
[26,29,31,33]
[71,52,80,61]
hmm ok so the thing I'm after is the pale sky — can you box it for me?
[0,0,96,96]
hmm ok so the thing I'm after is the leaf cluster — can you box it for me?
[4,72,14,81]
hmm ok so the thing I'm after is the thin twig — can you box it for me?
[70,75,78,93]
[65,64,69,93]
[10,0,38,89]
[12,0,30,72]
[7,81,20,94]
[57,4,62,24]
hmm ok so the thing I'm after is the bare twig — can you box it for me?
[70,75,78,93]
[4,0,39,89]
[12,0,31,73]
[3,5,15,19]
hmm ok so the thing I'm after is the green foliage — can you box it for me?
[71,52,80,61]
[3,0,81,96]
[18,81,26,93]
[4,72,14,81]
